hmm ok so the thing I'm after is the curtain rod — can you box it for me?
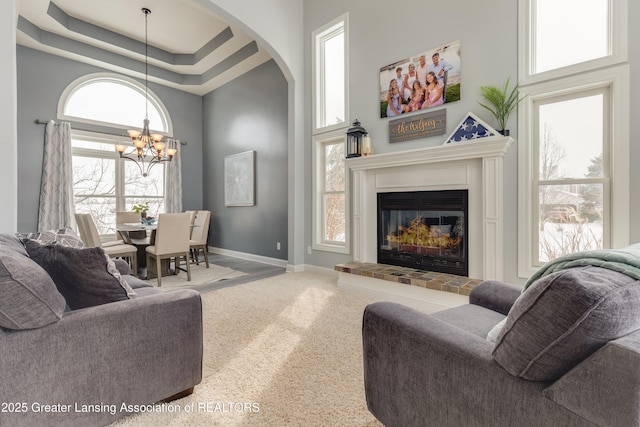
[34,119,187,146]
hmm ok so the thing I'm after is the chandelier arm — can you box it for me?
[117,8,178,178]
[119,152,146,177]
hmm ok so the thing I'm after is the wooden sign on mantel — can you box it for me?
[388,109,446,143]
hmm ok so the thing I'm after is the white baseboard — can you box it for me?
[286,263,305,273]
[337,272,468,313]
[206,248,337,278]
[208,246,288,268]
[285,263,337,278]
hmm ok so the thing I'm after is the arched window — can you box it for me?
[60,73,172,234]
[59,73,171,134]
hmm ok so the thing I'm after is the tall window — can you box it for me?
[312,13,348,133]
[60,74,170,235]
[534,88,609,262]
[313,131,349,253]
[518,0,629,277]
[312,15,350,254]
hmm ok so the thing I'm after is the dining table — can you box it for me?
[115,222,198,279]
[115,222,160,277]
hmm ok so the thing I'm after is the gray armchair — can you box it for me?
[362,266,640,427]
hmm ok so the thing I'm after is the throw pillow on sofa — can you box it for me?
[0,235,66,330]
[23,240,136,310]
[16,228,84,248]
[492,266,640,381]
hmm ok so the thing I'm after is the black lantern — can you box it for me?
[345,119,367,158]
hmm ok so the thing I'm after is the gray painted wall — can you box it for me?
[202,60,288,260]
[16,46,203,232]
[302,0,640,284]
[12,0,639,279]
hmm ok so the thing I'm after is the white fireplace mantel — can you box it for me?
[346,136,513,281]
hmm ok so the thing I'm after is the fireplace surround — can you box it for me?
[346,136,512,281]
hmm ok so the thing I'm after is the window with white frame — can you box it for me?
[519,0,627,85]
[517,0,629,277]
[312,13,348,133]
[311,14,350,254]
[61,75,169,235]
[312,130,349,253]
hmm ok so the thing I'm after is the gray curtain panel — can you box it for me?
[38,120,75,231]
[164,138,183,213]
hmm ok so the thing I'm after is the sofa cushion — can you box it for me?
[492,266,640,381]
[23,240,136,310]
[0,248,66,330]
[16,228,84,248]
[0,233,29,256]
[122,274,153,289]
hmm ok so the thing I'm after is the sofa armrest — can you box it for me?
[362,302,583,427]
[542,330,640,427]
[0,289,203,426]
[469,280,522,315]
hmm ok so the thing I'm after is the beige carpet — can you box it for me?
[112,271,391,426]
[144,263,248,288]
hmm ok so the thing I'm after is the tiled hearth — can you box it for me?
[335,262,483,312]
[335,262,481,296]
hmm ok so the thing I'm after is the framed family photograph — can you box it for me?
[379,40,461,119]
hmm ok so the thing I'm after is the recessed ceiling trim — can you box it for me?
[16,0,273,95]
[202,41,259,82]
[47,1,233,67]
[192,26,234,64]
[18,15,260,88]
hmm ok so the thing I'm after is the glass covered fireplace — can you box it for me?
[377,190,468,276]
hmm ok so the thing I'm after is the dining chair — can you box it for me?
[185,210,197,224]
[185,210,198,238]
[189,210,211,268]
[74,213,138,276]
[116,211,147,243]
[145,213,191,286]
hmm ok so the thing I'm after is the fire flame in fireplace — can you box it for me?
[386,216,461,250]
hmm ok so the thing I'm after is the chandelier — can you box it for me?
[115,7,177,177]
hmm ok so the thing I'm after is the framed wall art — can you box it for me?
[224,150,255,206]
[379,40,461,119]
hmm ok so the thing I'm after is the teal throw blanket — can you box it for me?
[523,243,640,291]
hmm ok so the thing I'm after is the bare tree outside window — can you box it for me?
[73,151,164,235]
[538,124,565,231]
[323,142,345,242]
[124,161,165,217]
[537,123,603,263]
[73,156,117,234]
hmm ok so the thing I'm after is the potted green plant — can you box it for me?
[132,202,150,219]
[478,78,524,136]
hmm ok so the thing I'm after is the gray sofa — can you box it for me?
[0,234,203,426]
[363,265,640,427]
